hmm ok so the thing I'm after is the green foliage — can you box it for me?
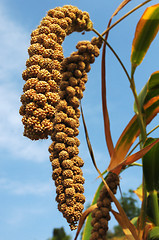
[143,138,159,193]
[143,138,159,226]
[48,227,71,240]
[120,190,140,220]
[134,71,159,114]
[131,4,159,72]
[148,227,159,240]
[107,225,124,238]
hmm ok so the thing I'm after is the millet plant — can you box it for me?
[19,1,159,239]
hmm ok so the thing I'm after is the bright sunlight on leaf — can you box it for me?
[131,4,159,74]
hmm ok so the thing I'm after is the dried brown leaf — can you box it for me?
[111,138,159,172]
[74,204,97,240]
[111,209,137,240]
[103,181,138,239]
[112,0,132,18]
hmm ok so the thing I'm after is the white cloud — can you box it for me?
[0,177,53,195]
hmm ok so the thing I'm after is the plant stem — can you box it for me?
[147,124,159,136]
[128,163,142,167]
[101,0,153,36]
[149,190,159,226]
[130,72,147,238]
[129,75,159,232]
[129,76,147,142]
[127,125,159,157]
[139,179,147,237]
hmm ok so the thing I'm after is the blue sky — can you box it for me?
[0,0,159,239]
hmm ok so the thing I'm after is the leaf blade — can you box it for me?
[108,101,159,172]
[82,180,105,240]
[101,178,138,239]
[143,138,159,192]
[111,138,159,173]
[134,71,159,113]
[74,204,97,240]
[112,0,132,18]
[101,35,114,157]
[131,4,159,69]
[108,70,159,172]
[148,226,159,239]
[111,209,137,240]
[134,184,143,201]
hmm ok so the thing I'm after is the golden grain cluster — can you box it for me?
[49,38,102,229]
[20,5,104,230]
[19,5,93,140]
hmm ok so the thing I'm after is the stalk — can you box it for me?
[130,72,159,236]
[129,74,147,142]
[127,125,159,157]
[130,72,147,238]
[149,190,159,226]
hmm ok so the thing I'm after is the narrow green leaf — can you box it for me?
[142,138,159,225]
[148,226,159,239]
[148,71,159,89]
[112,138,159,172]
[108,99,159,173]
[134,71,159,114]
[144,71,159,109]
[82,179,104,240]
[108,71,159,172]
[131,217,139,228]
[143,138,156,192]
[146,190,159,226]
[131,4,159,70]
[134,82,148,114]
[107,114,139,173]
[143,138,159,192]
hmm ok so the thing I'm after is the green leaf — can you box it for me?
[82,179,104,240]
[108,71,159,173]
[107,114,139,173]
[131,217,139,228]
[108,98,159,173]
[148,227,159,239]
[146,191,159,226]
[143,138,159,226]
[134,82,148,114]
[115,138,159,171]
[134,71,159,114]
[143,138,159,192]
[131,4,159,72]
